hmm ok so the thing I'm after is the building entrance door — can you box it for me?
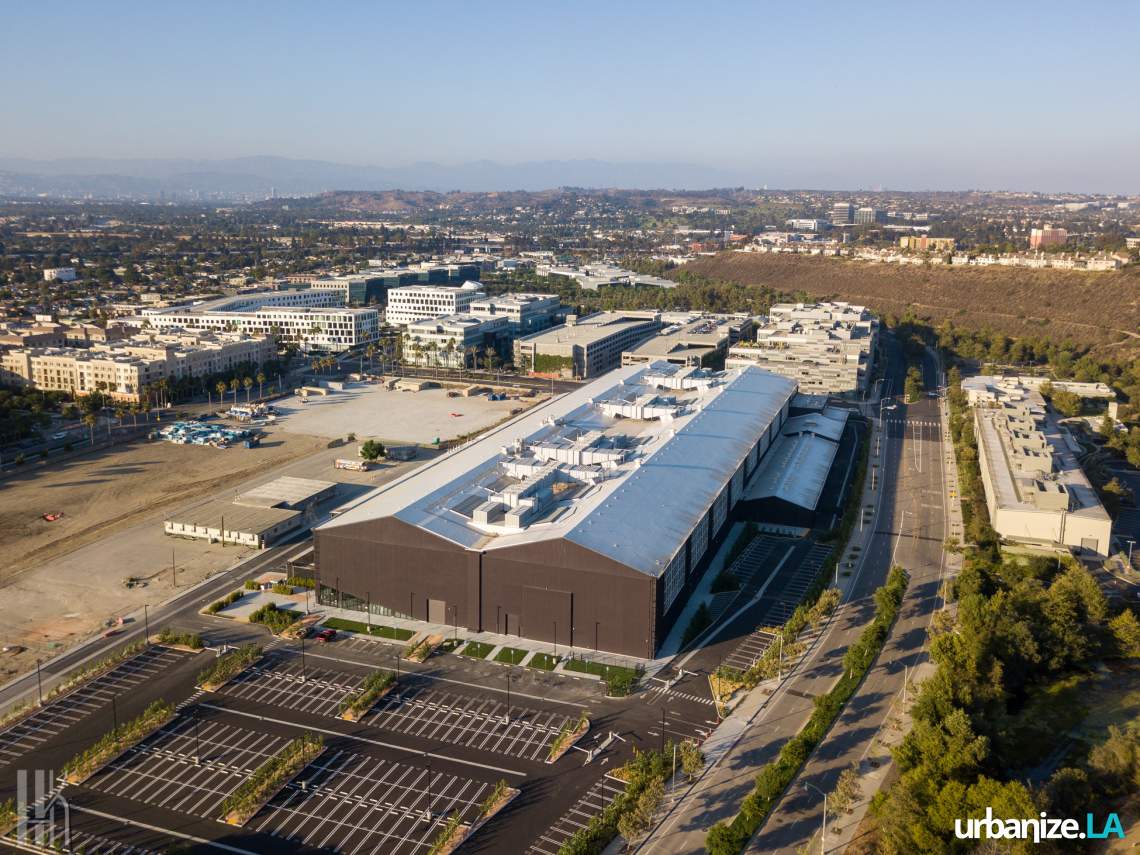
[427,598,446,625]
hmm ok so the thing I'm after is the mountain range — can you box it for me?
[0,156,753,199]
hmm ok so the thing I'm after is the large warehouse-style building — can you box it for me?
[314,362,797,658]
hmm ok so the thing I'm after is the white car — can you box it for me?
[51,432,68,440]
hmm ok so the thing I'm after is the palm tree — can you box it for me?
[229,377,240,406]
[365,343,376,369]
[243,376,254,403]
[216,381,228,407]
[83,413,96,444]
[129,403,139,427]
[256,371,266,399]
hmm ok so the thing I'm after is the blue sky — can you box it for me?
[5,0,1140,191]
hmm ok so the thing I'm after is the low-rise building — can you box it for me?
[468,293,561,335]
[384,283,486,327]
[899,235,956,253]
[140,290,379,352]
[0,329,276,401]
[1029,224,1068,249]
[514,311,662,379]
[725,302,878,395]
[964,376,1112,556]
[43,267,77,282]
[621,313,752,368]
[402,314,510,369]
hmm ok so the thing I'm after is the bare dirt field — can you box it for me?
[0,427,327,583]
[0,433,432,685]
[273,381,543,443]
[678,251,1140,352]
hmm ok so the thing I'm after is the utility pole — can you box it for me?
[143,604,149,644]
[660,708,666,754]
[172,548,176,587]
[112,696,120,744]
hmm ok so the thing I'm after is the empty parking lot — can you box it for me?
[220,655,363,718]
[250,747,494,855]
[84,716,290,819]
[0,646,190,769]
[527,775,624,855]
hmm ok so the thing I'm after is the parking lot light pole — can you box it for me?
[660,708,666,754]
[504,672,511,725]
[35,659,43,706]
[366,592,371,633]
[193,708,202,766]
[300,635,306,683]
[112,696,119,745]
[423,753,433,823]
[394,650,400,686]
[143,604,149,644]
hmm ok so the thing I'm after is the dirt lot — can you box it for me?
[274,381,543,443]
[0,427,327,584]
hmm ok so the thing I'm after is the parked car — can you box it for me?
[315,628,337,643]
[296,626,314,639]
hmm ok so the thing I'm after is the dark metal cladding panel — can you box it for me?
[315,517,474,624]
[481,539,657,659]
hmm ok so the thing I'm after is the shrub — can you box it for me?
[156,628,203,649]
[244,580,259,591]
[248,602,300,634]
[205,589,243,614]
[271,582,293,595]
[62,700,174,782]
[219,732,323,823]
[339,670,395,718]
[198,644,261,690]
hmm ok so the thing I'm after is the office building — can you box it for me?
[140,290,379,352]
[1029,225,1069,249]
[855,207,886,226]
[468,293,561,336]
[514,311,661,379]
[402,315,510,369]
[725,302,878,395]
[830,203,855,226]
[963,376,1111,556]
[313,361,797,658]
[621,314,752,368]
[384,283,486,327]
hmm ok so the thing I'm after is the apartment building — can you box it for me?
[514,311,662,379]
[0,330,276,402]
[1029,225,1069,249]
[384,282,486,327]
[725,302,878,395]
[900,235,957,252]
[402,314,510,368]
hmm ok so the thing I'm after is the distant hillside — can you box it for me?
[675,252,1140,352]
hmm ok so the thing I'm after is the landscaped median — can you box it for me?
[62,699,175,784]
[248,602,303,635]
[197,644,262,691]
[426,778,519,855]
[338,670,395,722]
[220,732,324,826]
[155,628,204,651]
[547,710,590,763]
[704,566,909,855]
[202,589,244,616]
[403,634,443,663]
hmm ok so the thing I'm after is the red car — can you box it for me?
[315,628,337,643]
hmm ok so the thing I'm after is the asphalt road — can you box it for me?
[744,349,952,854]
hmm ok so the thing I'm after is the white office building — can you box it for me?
[726,302,878,395]
[384,282,486,327]
[468,293,561,335]
[403,315,510,368]
[140,290,379,353]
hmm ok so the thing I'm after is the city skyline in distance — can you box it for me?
[4,0,1140,194]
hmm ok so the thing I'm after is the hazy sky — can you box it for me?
[5,0,1140,192]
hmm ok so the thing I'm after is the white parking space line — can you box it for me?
[362,686,568,761]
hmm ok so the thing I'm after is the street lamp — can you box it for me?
[143,604,149,644]
[803,781,828,855]
[423,753,434,823]
[503,672,511,725]
[299,634,306,683]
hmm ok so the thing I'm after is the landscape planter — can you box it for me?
[546,717,590,764]
[64,706,176,785]
[404,634,443,663]
[338,682,396,722]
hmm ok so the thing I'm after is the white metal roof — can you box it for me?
[320,362,796,577]
[746,407,849,511]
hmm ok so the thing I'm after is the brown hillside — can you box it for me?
[678,252,1140,351]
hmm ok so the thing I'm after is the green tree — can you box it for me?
[359,439,385,461]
